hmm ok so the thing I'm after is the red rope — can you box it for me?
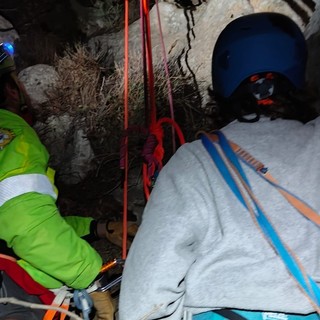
[140,0,149,126]
[121,0,186,225]
[122,0,130,259]
[119,118,185,200]
[142,118,186,200]
[142,0,157,126]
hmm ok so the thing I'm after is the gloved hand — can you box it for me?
[106,221,138,249]
[90,290,115,320]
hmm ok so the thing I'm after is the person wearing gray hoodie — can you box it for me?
[119,12,320,320]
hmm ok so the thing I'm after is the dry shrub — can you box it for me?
[48,43,102,114]
[46,43,208,158]
[88,51,204,155]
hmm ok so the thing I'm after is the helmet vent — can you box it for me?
[250,76,275,100]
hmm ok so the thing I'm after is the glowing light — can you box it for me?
[3,43,14,56]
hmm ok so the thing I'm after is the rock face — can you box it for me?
[0,16,19,43]
[17,65,95,185]
[18,64,58,106]
[34,115,95,185]
[89,0,320,101]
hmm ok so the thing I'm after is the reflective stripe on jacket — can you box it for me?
[0,173,57,206]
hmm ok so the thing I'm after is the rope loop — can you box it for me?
[142,117,185,199]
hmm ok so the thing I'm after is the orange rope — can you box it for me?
[122,0,130,260]
[138,0,188,200]
[157,117,186,144]
[142,0,157,126]
[143,117,186,200]
[122,0,186,222]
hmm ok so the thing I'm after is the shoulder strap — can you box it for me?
[204,131,320,226]
[200,131,320,313]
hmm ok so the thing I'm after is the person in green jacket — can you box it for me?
[0,42,137,320]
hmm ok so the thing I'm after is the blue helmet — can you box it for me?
[212,12,307,98]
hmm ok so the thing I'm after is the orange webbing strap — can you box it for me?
[208,133,320,226]
[43,290,70,320]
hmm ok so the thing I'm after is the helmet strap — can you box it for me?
[257,98,275,106]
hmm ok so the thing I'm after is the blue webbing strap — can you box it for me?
[201,131,320,309]
[201,133,247,208]
[239,157,320,228]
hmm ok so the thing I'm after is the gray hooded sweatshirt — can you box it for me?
[119,116,320,320]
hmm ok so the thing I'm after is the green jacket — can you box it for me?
[0,109,102,289]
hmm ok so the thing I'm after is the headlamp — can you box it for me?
[0,42,14,64]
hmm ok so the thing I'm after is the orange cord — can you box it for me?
[122,0,130,260]
[142,0,157,126]
[100,259,119,273]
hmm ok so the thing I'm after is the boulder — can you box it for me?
[18,64,58,107]
[0,15,19,44]
[34,114,95,185]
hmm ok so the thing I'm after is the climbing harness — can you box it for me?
[43,287,72,320]
[200,131,320,313]
[0,255,71,320]
[44,258,122,320]
[0,255,122,320]
[0,255,55,306]
[73,290,92,320]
